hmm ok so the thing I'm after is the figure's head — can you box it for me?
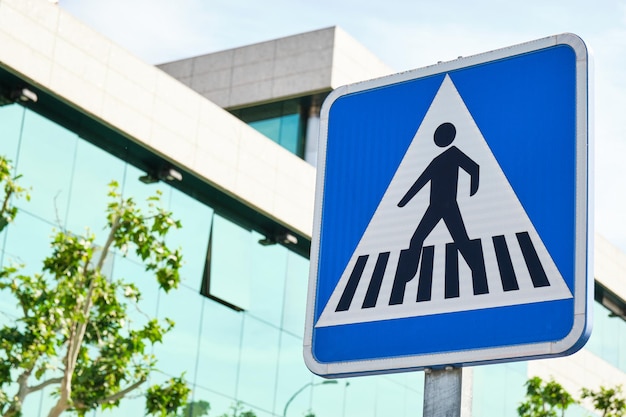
[434,122,456,147]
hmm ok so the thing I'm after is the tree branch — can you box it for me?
[28,377,62,394]
[73,377,146,410]
[97,214,121,272]
[0,188,13,218]
[98,378,146,405]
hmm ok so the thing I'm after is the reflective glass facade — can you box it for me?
[230,95,327,161]
[587,302,626,372]
[231,99,305,157]
[0,103,423,417]
[0,96,624,417]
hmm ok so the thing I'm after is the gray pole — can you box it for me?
[423,367,473,417]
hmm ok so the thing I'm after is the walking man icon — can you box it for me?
[390,122,488,304]
[398,122,479,238]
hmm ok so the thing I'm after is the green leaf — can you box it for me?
[518,377,574,417]
[145,375,190,417]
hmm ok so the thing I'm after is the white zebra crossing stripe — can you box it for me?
[315,75,573,328]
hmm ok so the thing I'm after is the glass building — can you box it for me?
[0,2,624,416]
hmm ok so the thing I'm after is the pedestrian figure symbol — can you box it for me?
[315,74,572,328]
[390,122,488,305]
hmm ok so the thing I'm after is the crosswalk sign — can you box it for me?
[304,33,592,377]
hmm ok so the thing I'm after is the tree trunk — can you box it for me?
[47,363,72,417]
[47,401,69,417]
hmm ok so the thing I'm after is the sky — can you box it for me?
[59,0,626,253]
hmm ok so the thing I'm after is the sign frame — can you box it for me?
[304,33,593,377]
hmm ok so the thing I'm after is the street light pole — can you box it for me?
[282,380,338,417]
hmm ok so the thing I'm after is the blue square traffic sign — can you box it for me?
[304,34,592,377]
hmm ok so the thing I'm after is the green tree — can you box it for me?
[517,376,575,417]
[0,156,189,417]
[581,385,626,417]
[176,400,211,417]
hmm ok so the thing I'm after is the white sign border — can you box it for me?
[304,33,593,378]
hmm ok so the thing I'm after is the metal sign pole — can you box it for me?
[423,367,473,417]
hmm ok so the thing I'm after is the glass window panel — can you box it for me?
[0,215,51,323]
[0,104,29,272]
[379,373,424,417]
[247,230,287,326]
[0,103,25,160]
[586,301,626,372]
[249,118,282,144]
[275,333,315,417]
[234,99,304,157]
[64,138,125,240]
[474,364,506,417]
[0,211,52,323]
[166,187,213,291]
[585,302,604,355]
[601,306,621,368]
[281,251,309,337]
[384,370,424,393]
[195,298,243,399]
[500,364,528,416]
[191,387,234,417]
[111,255,160,324]
[473,362,527,417]
[14,109,77,225]
[375,377,414,417]
[620,324,626,371]
[248,114,301,155]
[326,376,377,417]
[236,315,280,412]
[277,113,301,155]
[117,164,170,267]
[207,214,252,311]
[308,377,346,417]
[401,381,424,417]
[3,211,54,275]
[152,285,203,382]
[122,164,168,207]
[233,99,299,123]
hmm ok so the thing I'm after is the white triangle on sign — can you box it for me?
[315,74,572,328]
